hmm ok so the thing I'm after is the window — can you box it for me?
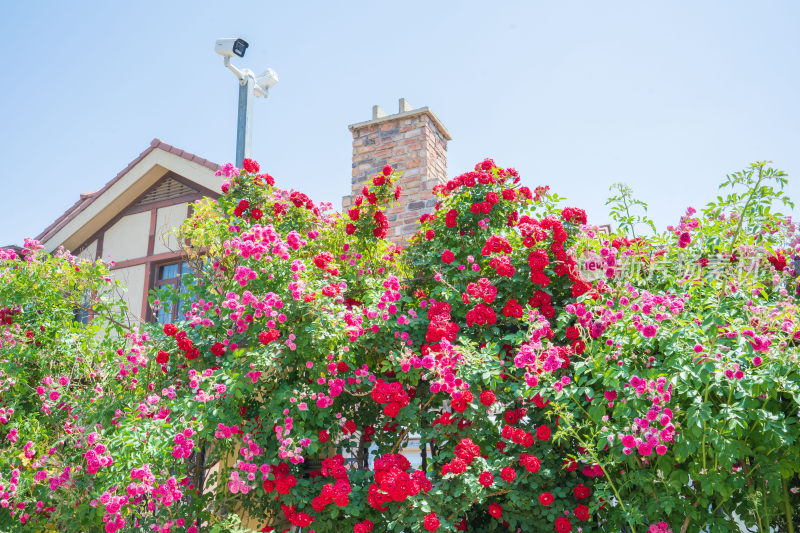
[153,261,193,324]
[73,292,92,324]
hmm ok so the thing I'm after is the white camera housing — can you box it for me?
[215,38,248,58]
[256,69,279,91]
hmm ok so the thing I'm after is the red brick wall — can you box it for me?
[343,102,451,246]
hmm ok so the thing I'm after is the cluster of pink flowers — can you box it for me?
[85,432,113,474]
[619,375,676,457]
[171,428,195,459]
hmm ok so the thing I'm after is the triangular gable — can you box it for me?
[37,139,222,253]
[132,174,203,208]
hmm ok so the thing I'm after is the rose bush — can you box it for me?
[0,157,796,532]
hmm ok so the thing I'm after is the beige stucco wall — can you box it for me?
[111,264,146,323]
[77,240,97,261]
[103,212,150,262]
[153,203,189,255]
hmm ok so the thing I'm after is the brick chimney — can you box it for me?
[343,98,451,245]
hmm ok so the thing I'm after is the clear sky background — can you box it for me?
[1,1,798,246]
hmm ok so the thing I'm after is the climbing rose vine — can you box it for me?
[0,157,797,532]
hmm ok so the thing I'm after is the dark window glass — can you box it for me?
[153,261,194,324]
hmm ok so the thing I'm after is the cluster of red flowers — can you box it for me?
[353,519,374,533]
[366,454,431,511]
[345,166,400,237]
[263,463,298,495]
[561,207,588,225]
[163,323,198,360]
[258,328,281,345]
[450,390,473,413]
[373,211,389,239]
[233,199,263,220]
[501,424,535,447]
[489,255,515,277]
[313,251,334,270]
[501,298,523,318]
[425,301,459,343]
[370,379,410,418]
[289,191,315,211]
[0,305,20,325]
[444,208,459,228]
[241,158,260,174]
[441,437,481,476]
[311,455,351,512]
[481,234,513,256]
[465,278,497,305]
[528,289,554,318]
[518,452,542,473]
[767,251,788,271]
[465,304,497,327]
[281,504,314,528]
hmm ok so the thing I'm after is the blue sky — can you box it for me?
[1,1,798,246]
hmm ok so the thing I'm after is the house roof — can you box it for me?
[37,139,221,253]
[37,139,219,244]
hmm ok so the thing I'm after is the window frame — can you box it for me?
[149,260,193,324]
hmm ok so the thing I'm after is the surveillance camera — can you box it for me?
[255,68,279,91]
[215,38,249,58]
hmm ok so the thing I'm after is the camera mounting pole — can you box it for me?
[216,39,278,168]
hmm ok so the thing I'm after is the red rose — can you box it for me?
[210,342,226,356]
[500,467,516,482]
[383,402,401,418]
[242,158,260,173]
[382,165,392,176]
[346,224,357,235]
[478,471,494,487]
[155,350,169,364]
[249,207,262,220]
[163,323,178,337]
[445,209,459,228]
[573,483,591,499]
[423,513,440,532]
[319,430,330,443]
[259,329,281,345]
[441,250,455,264]
[536,425,551,441]
[488,503,503,519]
[539,492,554,506]
[574,504,590,521]
[479,390,496,406]
[555,517,572,533]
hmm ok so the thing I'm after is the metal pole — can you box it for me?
[235,76,254,168]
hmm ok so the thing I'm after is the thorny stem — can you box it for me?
[727,163,764,257]
[556,404,636,533]
[783,476,795,533]
[679,499,700,533]
[74,302,132,333]
[621,194,637,239]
